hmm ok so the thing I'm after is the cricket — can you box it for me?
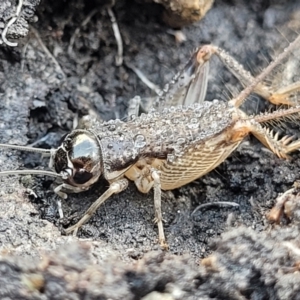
[1,33,300,249]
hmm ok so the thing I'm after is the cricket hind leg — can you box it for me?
[212,43,300,107]
[250,124,300,159]
[267,187,295,223]
[268,181,300,223]
[233,119,300,159]
[229,115,300,226]
[269,82,300,106]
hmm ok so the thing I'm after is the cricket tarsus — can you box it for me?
[0,34,300,248]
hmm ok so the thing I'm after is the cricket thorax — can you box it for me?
[89,100,234,176]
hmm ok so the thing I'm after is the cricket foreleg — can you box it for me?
[64,178,128,236]
[54,183,91,219]
[54,183,89,199]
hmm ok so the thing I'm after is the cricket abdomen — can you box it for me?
[158,139,241,190]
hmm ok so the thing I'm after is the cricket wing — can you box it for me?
[153,48,210,111]
[159,140,241,190]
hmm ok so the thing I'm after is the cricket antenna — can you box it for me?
[0,143,52,155]
[0,169,61,178]
[0,144,60,178]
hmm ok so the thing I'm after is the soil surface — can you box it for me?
[1,0,300,299]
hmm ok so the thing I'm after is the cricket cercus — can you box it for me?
[1,35,300,249]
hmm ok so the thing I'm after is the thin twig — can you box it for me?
[125,61,161,95]
[31,27,66,81]
[1,0,23,47]
[192,201,240,217]
[107,7,123,66]
[68,9,98,57]
[57,198,64,219]
[20,41,29,72]
[166,29,187,44]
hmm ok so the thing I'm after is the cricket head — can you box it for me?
[54,130,102,188]
[0,129,103,189]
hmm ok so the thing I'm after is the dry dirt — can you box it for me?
[1,0,300,299]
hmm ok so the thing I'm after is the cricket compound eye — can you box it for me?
[54,130,102,187]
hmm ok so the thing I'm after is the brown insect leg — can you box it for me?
[196,44,217,64]
[151,169,168,250]
[214,46,262,93]
[54,183,88,199]
[214,46,300,106]
[269,81,300,105]
[233,119,300,159]
[229,35,300,108]
[126,162,168,248]
[251,124,300,159]
[64,178,129,236]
